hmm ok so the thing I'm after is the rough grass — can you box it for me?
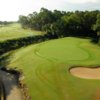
[3,37,100,100]
[0,23,43,41]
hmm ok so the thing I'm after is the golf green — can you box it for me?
[5,37,100,100]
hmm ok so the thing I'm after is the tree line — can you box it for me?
[19,8,100,44]
[0,21,14,26]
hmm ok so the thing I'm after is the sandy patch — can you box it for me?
[0,70,23,100]
[70,67,100,79]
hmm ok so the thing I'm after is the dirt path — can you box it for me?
[0,70,23,100]
[70,67,100,79]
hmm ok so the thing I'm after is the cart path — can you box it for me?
[0,70,23,100]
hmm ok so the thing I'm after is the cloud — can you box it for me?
[0,0,99,21]
[66,0,99,4]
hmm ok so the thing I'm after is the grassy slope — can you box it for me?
[0,23,42,41]
[5,37,100,100]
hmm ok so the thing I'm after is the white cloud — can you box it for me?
[66,0,99,4]
[0,0,99,21]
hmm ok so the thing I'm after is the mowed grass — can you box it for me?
[0,23,42,41]
[4,37,100,100]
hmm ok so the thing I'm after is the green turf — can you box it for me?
[4,37,100,100]
[0,23,42,41]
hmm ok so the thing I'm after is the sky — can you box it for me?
[0,0,100,21]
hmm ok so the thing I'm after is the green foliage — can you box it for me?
[0,21,13,26]
[93,13,100,44]
[0,34,47,55]
[93,13,100,34]
[19,15,30,28]
[19,8,100,39]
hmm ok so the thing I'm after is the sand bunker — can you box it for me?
[70,67,100,79]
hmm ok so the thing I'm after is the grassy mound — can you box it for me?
[0,23,42,41]
[4,37,100,100]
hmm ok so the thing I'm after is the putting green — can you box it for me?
[35,38,90,62]
[5,37,100,100]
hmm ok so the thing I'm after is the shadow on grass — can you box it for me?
[0,53,12,68]
[90,37,99,44]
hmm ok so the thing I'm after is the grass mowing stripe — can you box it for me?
[77,40,94,61]
[31,38,99,99]
[4,37,100,100]
[34,38,90,63]
[34,41,76,99]
[34,44,66,100]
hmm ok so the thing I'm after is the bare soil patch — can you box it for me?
[70,67,100,79]
[0,70,23,100]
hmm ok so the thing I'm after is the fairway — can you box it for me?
[0,23,42,41]
[4,37,100,100]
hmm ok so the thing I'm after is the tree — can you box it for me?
[83,10,99,37]
[18,8,100,43]
[19,15,29,28]
[93,13,100,44]
[39,8,54,30]
[53,10,64,21]
[62,13,83,36]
